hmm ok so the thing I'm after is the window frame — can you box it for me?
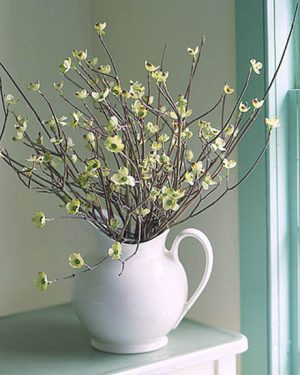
[236,0,295,373]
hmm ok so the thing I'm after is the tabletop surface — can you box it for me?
[0,303,247,375]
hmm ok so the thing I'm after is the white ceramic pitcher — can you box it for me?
[72,228,213,354]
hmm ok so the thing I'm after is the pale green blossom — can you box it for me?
[105,135,124,153]
[108,242,122,260]
[60,57,72,73]
[187,46,199,59]
[75,89,89,100]
[184,149,194,162]
[68,253,85,269]
[28,80,40,91]
[146,122,159,134]
[73,49,87,61]
[265,116,280,130]
[250,59,263,74]
[34,272,50,291]
[202,174,217,190]
[211,137,226,152]
[224,84,234,94]
[5,94,18,104]
[136,207,150,217]
[32,210,46,228]
[106,116,118,132]
[95,22,107,36]
[224,124,235,136]
[53,81,64,92]
[98,65,111,74]
[252,98,264,109]
[184,171,195,185]
[239,102,250,113]
[111,167,135,187]
[66,198,80,214]
[145,61,159,72]
[151,70,169,83]
[132,100,147,118]
[223,159,237,169]
[151,142,162,151]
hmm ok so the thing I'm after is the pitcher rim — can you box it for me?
[88,221,170,246]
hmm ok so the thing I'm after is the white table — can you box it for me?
[0,304,248,375]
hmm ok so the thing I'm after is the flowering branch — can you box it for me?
[0,5,298,290]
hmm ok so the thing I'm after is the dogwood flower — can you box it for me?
[105,135,124,153]
[87,57,98,66]
[239,102,250,112]
[60,57,72,73]
[132,100,147,118]
[98,65,111,74]
[223,159,237,169]
[187,46,199,59]
[159,133,170,144]
[111,167,135,187]
[5,94,18,104]
[75,89,89,100]
[211,137,226,152]
[151,142,162,151]
[73,49,87,61]
[108,242,122,260]
[66,198,80,214]
[162,197,179,211]
[150,187,160,201]
[83,132,96,149]
[53,81,64,92]
[94,22,106,36]
[136,208,150,217]
[112,84,122,95]
[252,98,264,109]
[198,120,219,140]
[224,84,234,95]
[202,174,217,190]
[146,122,159,134]
[28,80,40,91]
[145,61,159,72]
[91,88,110,102]
[83,159,101,178]
[184,171,195,185]
[224,124,235,136]
[68,253,85,269]
[191,161,205,176]
[32,210,46,228]
[184,149,194,162]
[34,272,50,291]
[129,81,145,99]
[151,70,169,83]
[250,59,263,74]
[265,116,280,130]
[160,187,184,211]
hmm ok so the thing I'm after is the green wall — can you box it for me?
[0,0,95,315]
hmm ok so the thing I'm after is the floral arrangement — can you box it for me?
[0,16,295,291]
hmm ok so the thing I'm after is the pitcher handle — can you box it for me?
[170,228,214,329]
